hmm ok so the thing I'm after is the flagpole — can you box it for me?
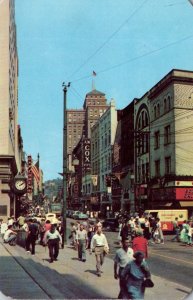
[92,71,96,90]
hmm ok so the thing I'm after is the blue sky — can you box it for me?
[15,0,193,181]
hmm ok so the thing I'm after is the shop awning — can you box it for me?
[179,201,193,207]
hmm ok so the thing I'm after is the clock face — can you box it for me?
[15,180,26,191]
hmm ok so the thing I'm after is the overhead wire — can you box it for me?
[70,85,84,101]
[71,33,193,83]
[151,110,193,129]
[164,1,185,6]
[138,110,193,133]
[176,144,193,154]
[68,0,149,80]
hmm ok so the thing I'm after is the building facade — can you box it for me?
[68,88,109,211]
[0,0,23,220]
[112,101,135,213]
[90,99,117,217]
[66,109,85,156]
[83,89,109,138]
[134,94,150,212]
[135,69,193,216]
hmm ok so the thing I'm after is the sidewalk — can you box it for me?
[0,239,191,300]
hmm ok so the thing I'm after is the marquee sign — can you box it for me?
[27,155,33,194]
[83,139,91,171]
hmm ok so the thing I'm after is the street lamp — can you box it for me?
[62,82,70,248]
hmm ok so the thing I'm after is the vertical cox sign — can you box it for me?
[83,139,91,171]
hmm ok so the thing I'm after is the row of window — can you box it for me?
[92,154,111,174]
[154,95,171,119]
[155,156,171,177]
[137,157,171,182]
[137,162,149,183]
[136,132,149,155]
[154,125,171,149]
[92,133,111,155]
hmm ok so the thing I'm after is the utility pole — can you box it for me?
[62,82,70,248]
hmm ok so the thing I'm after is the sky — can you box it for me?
[15,0,193,181]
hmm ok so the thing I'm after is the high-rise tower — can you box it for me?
[0,0,22,219]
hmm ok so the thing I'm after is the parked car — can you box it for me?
[74,212,89,220]
[102,218,119,232]
[72,211,81,219]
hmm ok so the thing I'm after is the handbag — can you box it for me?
[143,278,154,288]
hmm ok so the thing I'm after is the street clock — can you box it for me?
[14,174,27,195]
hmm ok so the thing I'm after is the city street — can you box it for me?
[1,1,193,299]
[0,232,191,300]
[106,231,193,289]
[67,218,193,290]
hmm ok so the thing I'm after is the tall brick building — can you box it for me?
[67,89,109,209]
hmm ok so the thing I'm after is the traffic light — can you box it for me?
[105,175,111,187]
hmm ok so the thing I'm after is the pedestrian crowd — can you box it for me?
[1,211,193,299]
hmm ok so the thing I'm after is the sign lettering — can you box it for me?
[83,139,91,170]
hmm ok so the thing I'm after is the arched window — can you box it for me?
[164,98,167,113]
[145,112,148,127]
[168,95,171,110]
[154,105,157,119]
[157,103,160,117]
[138,116,142,129]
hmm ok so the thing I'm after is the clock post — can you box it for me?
[13,174,27,217]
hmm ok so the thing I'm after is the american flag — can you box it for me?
[31,161,40,184]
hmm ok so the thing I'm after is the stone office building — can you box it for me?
[0,0,24,220]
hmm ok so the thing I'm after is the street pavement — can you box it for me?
[104,230,193,289]
[0,237,191,300]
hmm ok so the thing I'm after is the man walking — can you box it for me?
[26,219,39,255]
[114,238,134,299]
[171,217,180,242]
[90,225,109,277]
[44,224,62,263]
[76,223,88,262]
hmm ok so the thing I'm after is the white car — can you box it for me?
[45,213,60,224]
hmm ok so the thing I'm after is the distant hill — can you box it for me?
[44,178,62,201]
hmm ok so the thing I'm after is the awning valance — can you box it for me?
[179,201,193,207]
